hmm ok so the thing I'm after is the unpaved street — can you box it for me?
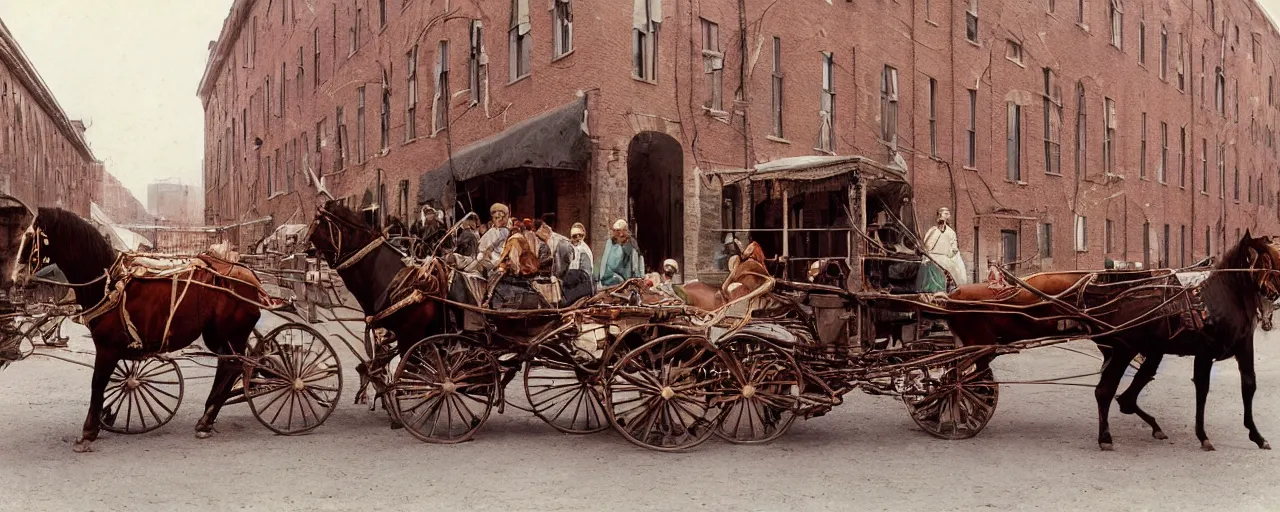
[3,317,1280,512]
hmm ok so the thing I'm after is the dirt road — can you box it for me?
[2,319,1278,511]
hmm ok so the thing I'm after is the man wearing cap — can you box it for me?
[599,219,644,287]
[567,223,594,275]
[478,203,511,268]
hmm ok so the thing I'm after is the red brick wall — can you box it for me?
[201,0,1280,277]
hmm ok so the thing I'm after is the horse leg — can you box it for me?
[1193,353,1216,451]
[1095,345,1134,451]
[1236,342,1270,449]
[1116,351,1168,440]
[195,330,240,439]
[75,350,117,453]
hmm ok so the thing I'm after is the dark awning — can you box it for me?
[417,97,590,207]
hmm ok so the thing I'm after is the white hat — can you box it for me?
[569,223,586,237]
[662,259,679,273]
[612,219,628,231]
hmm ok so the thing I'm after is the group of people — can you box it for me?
[384,202,670,298]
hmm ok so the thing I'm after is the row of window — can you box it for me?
[1008,219,1210,270]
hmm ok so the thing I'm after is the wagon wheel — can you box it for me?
[603,333,724,452]
[713,334,802,444]
[901,357,999,440]
[390,334,501,444]
[100,358,184,435]
[522,341,609,435]
[243,323,343,435]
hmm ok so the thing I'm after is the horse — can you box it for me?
[678,241,772,311]
[11,208,265,452]
[940,231,1280,451]
[305,200,449,423]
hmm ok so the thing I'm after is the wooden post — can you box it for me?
[781,187,790,280]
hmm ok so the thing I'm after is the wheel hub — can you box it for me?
[741,384,756,399]
[292,379,306,391]
[124,377,141,390]
[660,386,675,400]
[442,380,457,394]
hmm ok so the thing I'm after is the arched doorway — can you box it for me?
[626,131,684,273]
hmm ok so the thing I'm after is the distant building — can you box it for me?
[147,181,203,226]
[97,169,149,224]
[0,18,100,216]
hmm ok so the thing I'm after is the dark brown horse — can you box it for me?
[305,201,448,422]
[942,232,1280,450]
[13,208,264,452]
[679,241,772,311]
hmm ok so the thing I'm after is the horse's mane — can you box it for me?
[323,201,376,232]
[37,207,115,270]
[1203,235,1263,331]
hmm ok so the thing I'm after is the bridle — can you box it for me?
[306,207,392,271]
[12,223,47,286]
[1250,244,1280,302]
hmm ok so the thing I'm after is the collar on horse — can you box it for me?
[309,208,391,271]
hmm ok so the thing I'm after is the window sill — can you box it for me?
[403,137,420,146]
[1158,180,1167,186]
[551,49,575,63]
[1077,22,1089,33]
[766,136,791,145]
[267,192,287,200]
[507,74,531,86]
[963,166,978,172]
[966,39,980,48]
[813,148,836,155]
[925,19,939,27]
[1045,172,1064,177]
[1006,58,1026,68]
[631,75,658,85]
[1006,180,1028,186]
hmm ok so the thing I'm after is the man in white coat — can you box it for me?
[917,207,969,292]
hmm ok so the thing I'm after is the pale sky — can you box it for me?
[0,0,1278,201]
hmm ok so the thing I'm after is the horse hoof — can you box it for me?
[1201,440,1216,451]
[1260,441,1272,450]
[72,440,93,453]
[1099,442,1114,451]
[195,430,213,439]
[1153,430,1168,440]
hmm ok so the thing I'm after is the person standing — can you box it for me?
[917,207,968,292]
[599,219,644,287]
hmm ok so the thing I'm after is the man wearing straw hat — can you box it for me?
[477,203,511,269]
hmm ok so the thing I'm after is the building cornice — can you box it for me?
[0,18,97,163]
[196,0,256,107]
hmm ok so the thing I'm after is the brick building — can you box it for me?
[147,181,203,226]
[198,0,1280,281]
[0,18,100,217]
[97,169,150,225]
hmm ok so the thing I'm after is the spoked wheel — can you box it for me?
[714,334,802,444]
[603,334,725,452]
[901,357,999,440]
[522,341,608,434]
[101,358,184,435]
[390,334,501,444]
[243,323,343,435]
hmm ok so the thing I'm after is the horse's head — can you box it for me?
[0,195,35,289]
[1240,230,1280,301]
[306,200,384,270]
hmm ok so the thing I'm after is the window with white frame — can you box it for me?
[1159,25,1168,80]
[1102,97,1116,176]
[434,40,450,135]
[1139,112,1147,179]
[1159,121,1167,183]
[881,65,898,153]
[356,86,366,163]
[553,0,572,58]
[633,0,660,81]
[1043,68,1062,175]
[407,45,418,140]
[929,77,938,157]
[966,0,978,42]
[771,37,783,138]
[469,21,486,105]
[1007,102,1022,181]
[1109,0,1123,49]
[701,19,723,112]
[1075,215,1088,252]
[1138,22,1145,65]
[966,89,977,167]
[509,0,531,81]
[818,52,835,152]
[1006,39,1023,65]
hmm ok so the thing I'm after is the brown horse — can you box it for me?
[12,208,264,452]
[678,241,772,311]
[941,233,1280,450]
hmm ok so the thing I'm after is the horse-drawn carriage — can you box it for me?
[5,147,1279,455]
